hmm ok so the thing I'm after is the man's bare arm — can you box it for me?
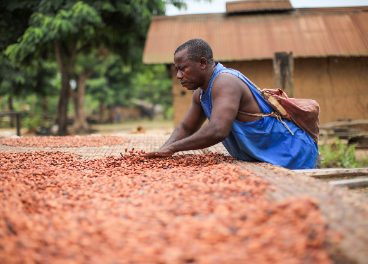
[143,89,207,156]
[160,123,195,149]
[144,74,243,156]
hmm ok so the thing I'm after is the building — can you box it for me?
[143,1,368,126]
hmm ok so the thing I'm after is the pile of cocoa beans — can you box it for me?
[1,135,128,148]
[0,151,331,263]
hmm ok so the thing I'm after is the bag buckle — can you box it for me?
[275,112,294,136]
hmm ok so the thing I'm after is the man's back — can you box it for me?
[200,63,318,169]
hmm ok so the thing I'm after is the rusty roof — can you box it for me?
[226,0,293,13]
[143,7,368,64]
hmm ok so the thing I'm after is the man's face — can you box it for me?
[174,48,204,90]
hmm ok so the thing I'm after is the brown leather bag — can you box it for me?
[261,88,320,144]
[239,79,320,143]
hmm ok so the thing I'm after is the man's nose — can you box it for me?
[176,70,183,79]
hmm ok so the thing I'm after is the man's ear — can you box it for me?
[199,57,207,70]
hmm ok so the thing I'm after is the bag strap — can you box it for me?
[240,77,294,136]
[238,111,294,136]
[245,78,288,116]
[238,111,277,118]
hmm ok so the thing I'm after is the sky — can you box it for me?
[165,0,368,16]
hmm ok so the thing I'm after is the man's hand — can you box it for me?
[141,146,175,158]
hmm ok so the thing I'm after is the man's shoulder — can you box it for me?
[212,71,246,94]
[215,71,240,82]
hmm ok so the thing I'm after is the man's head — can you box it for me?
[174,39,215,90]
[174,39,215,66]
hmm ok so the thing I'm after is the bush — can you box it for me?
[22,115,43,129]
[320,138,368,168]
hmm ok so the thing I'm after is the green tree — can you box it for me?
[0,0,40,126]
[71,48,111,133]
[0,0,39,51]
[102,56,136,107]
[86,56,172,122]
[131,64,172,118]
[87,75,114,123]
[27,61,59,124]
[6,0,170,135]
[0,54,27,126]
[0,54,58,127]
[7,1,103,135]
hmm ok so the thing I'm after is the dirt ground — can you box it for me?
[0,119,175,137]
[91,119,175,135]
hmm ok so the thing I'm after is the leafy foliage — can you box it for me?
[0,54,58,98]
[85,55,172,118]
[131,64,172,116]
[0,0,40,51]
[4,0,176,134]
[22,114,44,129]
[320,138,368,168]
[2,0,190,133]
[85,53,122,106]
[0,0,54,103]
[6,1,104,65]
[6,0,171,67]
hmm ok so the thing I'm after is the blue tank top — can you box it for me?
[200,63,318,169]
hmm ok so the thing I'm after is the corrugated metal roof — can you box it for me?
[226,0,293,13]
[143,7,368,64]
[296,6,368,13]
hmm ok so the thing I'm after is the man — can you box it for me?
[143,39,318,169]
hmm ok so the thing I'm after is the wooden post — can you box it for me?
[16,113,21,137]
[273,52,294,97]
[0,111,21,137]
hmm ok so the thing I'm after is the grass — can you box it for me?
[320,138,368,168]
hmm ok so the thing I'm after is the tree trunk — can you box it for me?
[72,72,92,133]
[54,40,78,136]
[58,69,71,135]
[273,52,294,97]
[70,83,78,125]
[8,95,14,128]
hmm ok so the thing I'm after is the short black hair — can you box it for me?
[174,39,215,65]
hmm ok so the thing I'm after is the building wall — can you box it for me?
[293,57,368,124]
[172,57,368,126]
[222,60,275,89]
